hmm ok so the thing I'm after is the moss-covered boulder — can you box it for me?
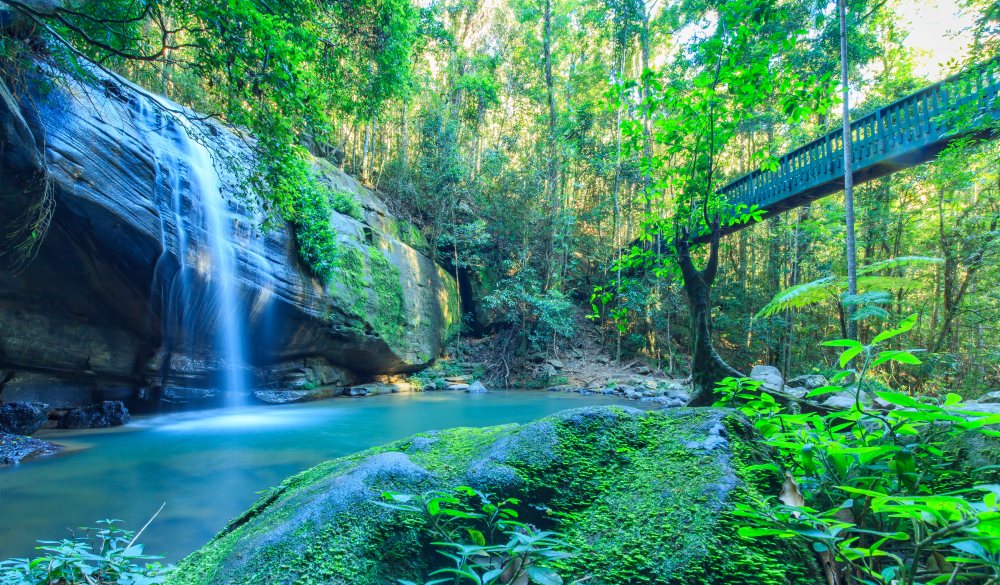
[169,406,816,585]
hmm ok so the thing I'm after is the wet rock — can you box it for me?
[750,365,784,391]
[447,383,470,391]
[254,389,311,404]
[466,381,488,394]
[640,394,687,408]
[351,382,409,396]
[57,400,130,429]
[787,374,829,391]
[0,402,49,435]
[0,433,62,465]
[344,387,369,397]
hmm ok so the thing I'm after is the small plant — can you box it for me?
[716,315,1000,585]
[0,518,173,585]
[379,486,575,585]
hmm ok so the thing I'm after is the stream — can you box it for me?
[0,391,623,562]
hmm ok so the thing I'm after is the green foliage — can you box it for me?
[0,520,172,585]
[715,316,1000,585]
[258,144,364,283]
[484,265,575,351]
[380,486,574,585]
[755,256,942,319]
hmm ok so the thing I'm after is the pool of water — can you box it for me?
[0,391,623,562]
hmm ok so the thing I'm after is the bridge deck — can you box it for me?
[698,57,1000,242]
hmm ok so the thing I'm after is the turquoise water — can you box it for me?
[0,391,621,562]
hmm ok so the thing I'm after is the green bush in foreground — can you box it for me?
[716,315,1000,585]
[0,519,172,585]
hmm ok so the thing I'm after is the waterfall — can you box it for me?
[184,133,250,402]
[143,96,254,405]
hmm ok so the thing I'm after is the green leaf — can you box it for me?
[871,314,918,345]
[822,339,863,349]
[874,391,918,408]
[840,346,863,369]
[526,566,563,585]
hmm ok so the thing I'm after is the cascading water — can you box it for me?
[184,133,250,402]
[143,95,256,406]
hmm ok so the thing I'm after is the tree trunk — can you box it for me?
[678,222,743,406]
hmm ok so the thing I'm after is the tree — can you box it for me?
[614,0,837,403]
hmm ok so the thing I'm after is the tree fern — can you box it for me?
[755,277,838,318]
[856,256,942,275]
[754,257,941,320]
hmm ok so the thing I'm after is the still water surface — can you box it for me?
[0,391,619,562]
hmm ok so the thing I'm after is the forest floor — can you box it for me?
[438,311,689,397]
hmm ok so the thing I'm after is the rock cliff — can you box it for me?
[0,63,459,406]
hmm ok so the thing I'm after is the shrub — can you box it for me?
[716,315,1000,585]
[0,519,172,585]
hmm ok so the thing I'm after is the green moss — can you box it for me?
[368,246,409,352]
[169,408,817,585]
[329,189,363,221]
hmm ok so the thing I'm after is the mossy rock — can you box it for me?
[168,406,817,584]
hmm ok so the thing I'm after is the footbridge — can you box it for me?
[697,57,1000,242]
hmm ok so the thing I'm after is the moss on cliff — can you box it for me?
[168,407,816,585]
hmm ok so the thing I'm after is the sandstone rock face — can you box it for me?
[0,65,459,406]
[169,407,816,585]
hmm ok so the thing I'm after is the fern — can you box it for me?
[755,257,942,319]
[755,276,838,318]
[856,255,942,275]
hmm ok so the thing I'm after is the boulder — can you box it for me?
[546,358,565,370]
[344,387,369,397]
[447,383,470,391]
[787,374,829,391]
[750,365,783,391]
[169,407,815,585]
[0,402,49,435]
[0,433,61,465]
[465,381,488,394]
[784,386,809,399]
[973,391,1000,404]
[57,400,130,429]
[350,382,409,396]
[0,64,459,405]
[252,387,347,404]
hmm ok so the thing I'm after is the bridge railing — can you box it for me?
[719,57,1000,212]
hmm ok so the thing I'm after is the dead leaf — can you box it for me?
[779,471,805,513]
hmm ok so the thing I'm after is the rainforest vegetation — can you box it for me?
[2,0,998,392]
[2,0,1000,583]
